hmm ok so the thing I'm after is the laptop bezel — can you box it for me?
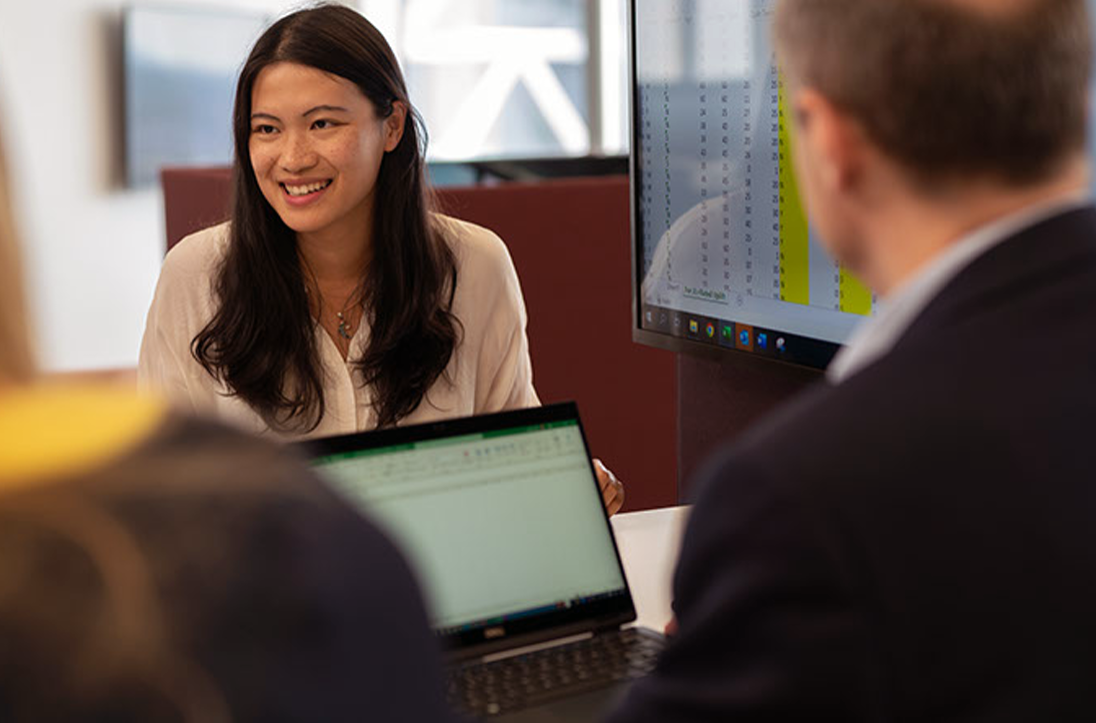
[299,402,638,660]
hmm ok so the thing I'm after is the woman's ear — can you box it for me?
[384,101,408,152]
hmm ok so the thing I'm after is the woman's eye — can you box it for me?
[312,119,336,130]
[252,124,277,135]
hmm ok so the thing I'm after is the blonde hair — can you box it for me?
[0,133,35,382]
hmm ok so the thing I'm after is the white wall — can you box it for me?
[0,0,342,372]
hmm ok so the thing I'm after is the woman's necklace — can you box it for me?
[332,288,364,344]
[336,304,356,340]
[307,283,363,349]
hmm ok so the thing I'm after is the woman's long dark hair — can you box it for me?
[193,4,459,432]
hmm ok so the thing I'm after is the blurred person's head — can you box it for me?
[0,467,232,723]
[0,420,449,723]
[194,3,459,432]
[0,136,34,386]
[774,0,1093,293]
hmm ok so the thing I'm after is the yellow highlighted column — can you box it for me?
[777,77,810,306]
[840,268,873,316]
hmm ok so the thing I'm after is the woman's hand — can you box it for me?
[593,459,625,516]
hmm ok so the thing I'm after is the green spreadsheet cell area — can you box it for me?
[315,425,623,631]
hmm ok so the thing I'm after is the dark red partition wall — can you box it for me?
[161,169,679,510]
[162,167,234,249]
[675,354,820,501]
[436,178,678,511]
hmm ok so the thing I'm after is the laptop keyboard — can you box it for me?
[447,627,664,718]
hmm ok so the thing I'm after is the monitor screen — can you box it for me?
[630,0,877,368]
[310,411,629,646]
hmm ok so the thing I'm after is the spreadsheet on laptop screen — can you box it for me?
[314,420,627,632]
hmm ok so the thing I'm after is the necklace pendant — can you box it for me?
[337,311,353,340]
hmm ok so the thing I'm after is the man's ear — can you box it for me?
[795,88,865,193]
[384,101,408,152]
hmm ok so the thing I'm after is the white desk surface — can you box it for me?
[609,505,691,632]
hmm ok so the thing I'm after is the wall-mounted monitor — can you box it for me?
[629,0,877,369]
[123,5,269,188]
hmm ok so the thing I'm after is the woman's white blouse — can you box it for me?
[138,215,540,439]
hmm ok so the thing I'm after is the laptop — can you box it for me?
[301,402,665,721]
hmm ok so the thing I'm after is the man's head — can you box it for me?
[774,0,1093,290]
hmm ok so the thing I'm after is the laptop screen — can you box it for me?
[304,404,633,651]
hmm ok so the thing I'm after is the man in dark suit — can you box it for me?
[609,0,1096,720]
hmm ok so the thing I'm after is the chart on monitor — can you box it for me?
[632,0,876,367]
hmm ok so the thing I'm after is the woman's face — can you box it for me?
[248,62,405,244]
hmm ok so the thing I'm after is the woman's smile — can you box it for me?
[281,178,334,206]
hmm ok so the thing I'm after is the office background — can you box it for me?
[1,0,1095,374]
[0,0,628,372]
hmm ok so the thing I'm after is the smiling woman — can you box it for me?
[139,3,529,431]
[138,4,484,435]
[138,3,625,515]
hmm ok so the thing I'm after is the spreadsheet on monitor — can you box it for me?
[632,0,878,363]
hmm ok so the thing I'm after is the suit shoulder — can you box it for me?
[718,341,992,509]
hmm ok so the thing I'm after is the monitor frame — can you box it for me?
[627,0,842,370]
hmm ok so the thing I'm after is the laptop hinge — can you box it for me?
[593,623,625,636]
[477,632,594,664]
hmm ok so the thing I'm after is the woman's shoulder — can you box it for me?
[432,213,515,280]
[431,214,527,331]
[161,222,231,281]
[146,222,231,330]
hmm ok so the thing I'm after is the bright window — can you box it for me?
[360,0,629,160]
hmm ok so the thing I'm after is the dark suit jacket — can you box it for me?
[608,207,1096,722]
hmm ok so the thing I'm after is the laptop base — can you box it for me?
[495,682,631,722]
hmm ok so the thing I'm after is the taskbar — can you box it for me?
[641,305,840,369]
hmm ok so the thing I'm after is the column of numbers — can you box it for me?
[641,88,654,267]
[697,17,710,290]
[663,74,672,282]
[721,78,732,294]
[742,75,755,298]
[769,67,781,300]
